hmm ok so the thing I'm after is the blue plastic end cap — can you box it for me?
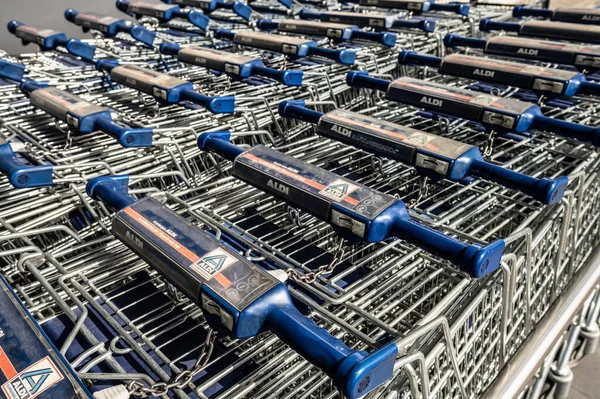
[0,60,26,83]
[279,0,293,9]
[197,131,231,151]
[443,33,459,47]
[65,9,79,22]
[206,96,235,114]
[336,343,398,399]
[421,19,436,33]
[159,42,181,55]
[66,40,97,62]
[188,11,210,30]
[130,25,156,46]
[233,2,253,21]
[461,239,505,278]
[397,50,418,65]
[512,5,524,17]
[381,32,397,47]
[338,49,357,65]
[119,128,154,148]
[86,175,130,199]
[281,70,303,86]
[535,176,568,206]
[96,59,120,71]
[278,99,306,117]
[458,4,470,16]
[479,19,492,32]
[7,21,23,34]
[116,0,130,12]
[346,70,369,86]
[9,167,53,189]
[593,127,600,148]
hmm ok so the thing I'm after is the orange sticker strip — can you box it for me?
[123,208,233,288]
[0,347,17,380]
[243,153,360,206]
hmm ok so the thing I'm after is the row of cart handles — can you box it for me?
[1,3,599,398]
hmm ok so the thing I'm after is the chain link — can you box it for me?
[286,238,346,284]
[127,329,217,397]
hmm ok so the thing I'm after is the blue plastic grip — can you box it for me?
[391,18,435,32]
[116,0,130,13]
[532,115,600,147]
[579,80,600,95]
[181,89,235,113]
[197,131,245,160]
[213,28,236,40]
[252,65,303,86]
[186,10,210,30]
[430,3,470,16]
[232,2,253,20]
[7,20,23,34]
[65,40,96,62]
[278,0,293,8]
[86,175,136,211]
[470,158,568,205]
[266,305,398,398]
[397,50,442,67]
[443,33,486,48]
[159,42,180,55]
[512,6,552,18]
[95,118,154,148]
[350,30,397,47]
[299,9,322,20]
[391,215,505,277]
[346,71,389,93]
[127,24,156,46]
[96,59,120,72]
[306,46,356,65]
[64,9,79,23]
[479,19,520,33]
[0,144,53,188]
[0,59,26,83]
[256,19,279,30]
[278,100,323,123]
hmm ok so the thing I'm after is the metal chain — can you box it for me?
[482,131,496,158]
[127,329,217,397]
[286,238,346,284]
[408,176,429,209]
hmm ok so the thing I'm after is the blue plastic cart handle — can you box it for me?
[213,28,236,40]
[256,19,280,30]
[232,2,253,20]
[197,132,505,278]
[430,3,470,16]
[278,100,569,205]
[86,174,400,399]
[181,89,235,113]
[512,6,552,18]
[298,9,322,20]
[391,18,436,32]
[0,143,53,188]
[350,30,397,47]
[443,33,486,48]
[346,71,600,147]
[397,50,441,67]
[159,43,303,86]
[65,8,156,46]
[479,19,521,33]
[305,46,356,65]
[532,115,600,146]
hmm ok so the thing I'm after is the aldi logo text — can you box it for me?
[2,357,63,399]
[320,179,359,202]
[191,248,237,280]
